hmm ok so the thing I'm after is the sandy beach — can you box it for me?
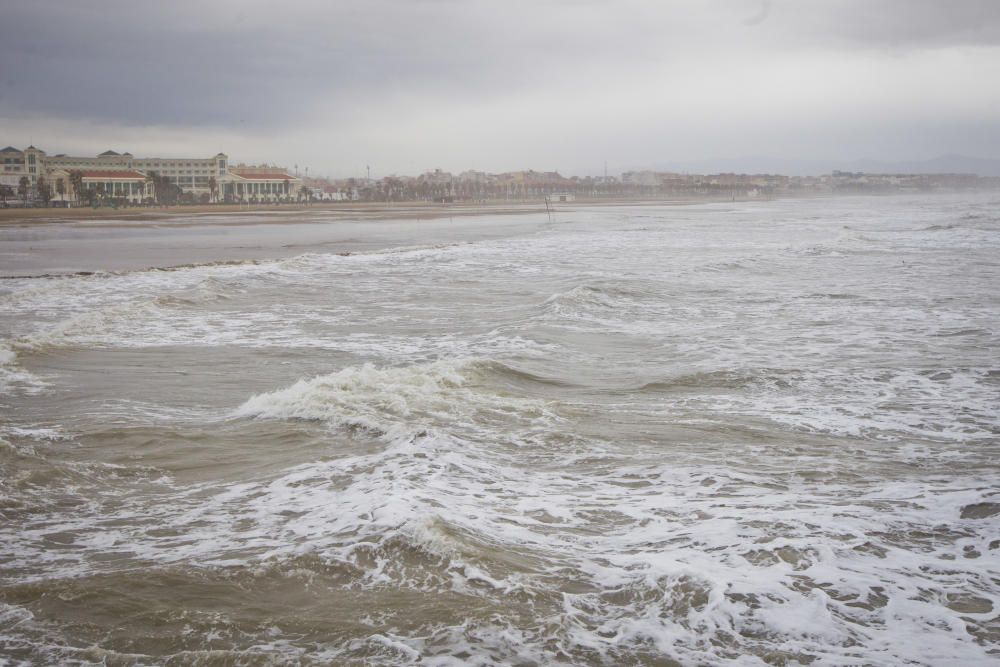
[0,194,802,277]
[0,194,752,227]
[0,201,566,276]
[0,196,755,277]
[0,201,550,226]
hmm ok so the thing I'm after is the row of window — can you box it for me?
[85,183,145,194]
[146,169,214,175]
[165,176,212,184]
[162,178,219,187]
[2,159,223,168]
[228,182,288,192]
[137,162,213,168]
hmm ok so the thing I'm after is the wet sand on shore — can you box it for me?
[0,196,758,277]
[0,201,543,226]
[0,196,735,227]
[0,205,552,277]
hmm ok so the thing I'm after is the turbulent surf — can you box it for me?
[1,195,998,665]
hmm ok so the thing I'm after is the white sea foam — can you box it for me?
[4,428,997,664]
[0,341,46,395]
[235,358,559,438]
[641,366,1000,445]
[2,194,998,664]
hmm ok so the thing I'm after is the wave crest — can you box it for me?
[234,359,557,436]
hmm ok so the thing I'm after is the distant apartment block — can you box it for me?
[0,146,302,202]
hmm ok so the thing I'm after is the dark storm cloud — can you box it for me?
[1,0,591,127]
[0,1,501,126]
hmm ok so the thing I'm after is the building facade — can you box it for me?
[47,169,150,202]
[1,146,41,189]
[224,166,299,202]
[0,146,301,203]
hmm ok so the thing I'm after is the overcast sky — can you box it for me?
[1,0,999,177]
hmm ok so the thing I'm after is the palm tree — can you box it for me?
[17,176,30,205]
[207,176,218,203]
[145,171,158,204]
[68,170,85,204]
[36,176,52,205]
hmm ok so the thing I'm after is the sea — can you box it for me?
[0,194,998,666]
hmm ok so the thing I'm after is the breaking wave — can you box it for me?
[3,194,999,664]
[235,358,560,437]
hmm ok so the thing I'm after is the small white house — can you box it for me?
[548,192,575,202]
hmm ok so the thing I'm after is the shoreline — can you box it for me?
[0,194,774,227]
[0,201,540,226]
[2,191,986,278]
[0,201,565,277]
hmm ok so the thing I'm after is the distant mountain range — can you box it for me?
[628,154,1000,177]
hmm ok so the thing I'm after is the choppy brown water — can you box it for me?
[1,195,999,665]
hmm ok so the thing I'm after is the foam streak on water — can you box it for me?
[1,194,998,665]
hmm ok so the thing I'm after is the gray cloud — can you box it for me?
[1,0,998,174]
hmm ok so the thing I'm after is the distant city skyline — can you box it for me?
[2,1,999,177]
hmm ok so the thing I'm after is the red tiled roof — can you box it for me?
[80,170,147,179]
[230,170,296,180]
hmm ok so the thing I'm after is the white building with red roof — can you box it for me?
[47,168,150,202]
[224,166,302,202]
[1,146,302,203]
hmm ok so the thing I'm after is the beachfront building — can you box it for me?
[1,145,44,189]
[1,146,28,192]
[47,169,150,203]
[0,146,301,202]
[223,166,300,202]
